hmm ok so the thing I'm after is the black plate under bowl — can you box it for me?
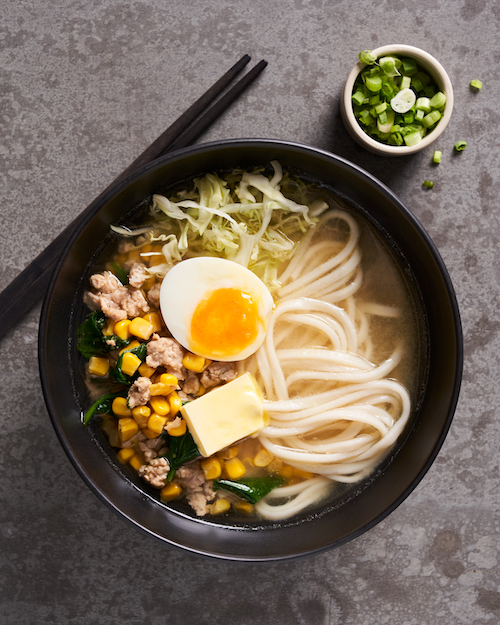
[39,139,463,561]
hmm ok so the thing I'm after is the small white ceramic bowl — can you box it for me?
[340,45,454,156]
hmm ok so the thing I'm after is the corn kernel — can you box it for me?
[127,249,142,263]
[103,317,116,336]
[232,500,254,515]
[197,384,206,397]
[121,352,142,377]
[117,447,135,463]
[254,448,274,468]
[168,391,182,416]
[210,498,231,515]
[201,457,222,480]
[143,312,162,333]
[112,396,132,417]
[88,356,110,377]
[128,453,144,471]
[167,418,187,437]
[114,319,132,340]
[182,352,206,373]
[118,417,139,442]
[293,467,314,480]
[119,340,141,355]
[224,457,246,480]
[160,482,183,502]
[143,276,157,292]
[159,373,178,388]
[150,382,173,396]
[129,316,154,341]
[148,253,165,267]
[147,413,168,436]
[266,458,283,474]
[138,362,156,378]
[142,427,160,439]
[278,465,294,479]
[131,405,151,428]
[149,396,170,416]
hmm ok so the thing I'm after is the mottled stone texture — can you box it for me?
[1,1,499,624]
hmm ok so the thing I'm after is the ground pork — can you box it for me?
[127,376,152,409]
[139,457,170,489]
[138,438,167,463]
[85,271,150,321]
[165,415,182,433]
[127,262,149,288]
[175,462,216,516]
[200,361,237,389]
[90,271,121,293]
[146,334,186,379]
[181,370,201,396]
[147,282,161,308]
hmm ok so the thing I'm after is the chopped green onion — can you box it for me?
[365,74,383,92]
[391,88,416,113]
[429,91,446,109]
[401,57,418,74]
[359,50,377,65]
[404,131,422,147]
[377,110,395,133]
[454,140,467,152]
[379,56,401,77]
[422,109,441,128]
[352,90,365,106]
[374,101,387,115]
[400,75,411,90]
[432,150,442,164]
[423,180,434,189]
[470,79,482,91]
[415,97,431,113]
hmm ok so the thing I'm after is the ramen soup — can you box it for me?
[78,162,423,521]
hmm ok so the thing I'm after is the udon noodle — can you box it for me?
[243,209,412,520]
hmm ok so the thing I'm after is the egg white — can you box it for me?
[159,257,274,361]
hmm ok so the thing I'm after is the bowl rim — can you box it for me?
[340,44,454,156]
[38,138,463,561]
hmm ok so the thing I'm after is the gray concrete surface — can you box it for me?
[1,1,499,623]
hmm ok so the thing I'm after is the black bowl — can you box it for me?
[39,139,463,561]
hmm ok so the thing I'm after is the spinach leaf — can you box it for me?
[77,311,130,359]
[83,390,127,425]
[111,342,148,385]
[111,262,129,286]
[213,476,285,504]
[162,432,200,481]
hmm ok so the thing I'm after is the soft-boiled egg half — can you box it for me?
[159,257,274,361]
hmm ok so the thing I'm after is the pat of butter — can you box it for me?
[180,372,265,457]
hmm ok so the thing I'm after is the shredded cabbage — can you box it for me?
[112,162,329,289]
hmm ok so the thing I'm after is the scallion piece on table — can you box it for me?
[470,79,482,91]
[423,180,434,189]
[432,150,442,164]
[454,140,467,152]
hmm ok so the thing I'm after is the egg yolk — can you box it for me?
[190,288,260,358]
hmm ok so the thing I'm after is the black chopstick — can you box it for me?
[0,55,267,341]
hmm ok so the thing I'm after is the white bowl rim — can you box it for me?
[341,44,454,156]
